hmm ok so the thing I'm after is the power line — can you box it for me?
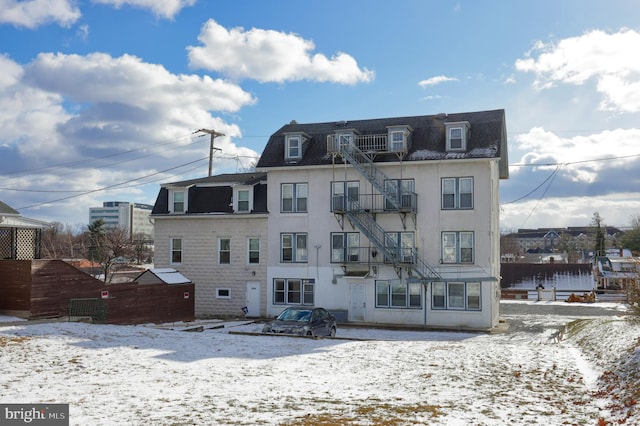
[16,156,209,211]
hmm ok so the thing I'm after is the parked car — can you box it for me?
[262,307,337,337]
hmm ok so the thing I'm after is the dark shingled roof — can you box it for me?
[256,109,509,179]
[163,172,266,187]
[151,172,268,215]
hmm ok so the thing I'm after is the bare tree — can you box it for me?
[87,220,134,283]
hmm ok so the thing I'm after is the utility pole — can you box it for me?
[197,129,224,176]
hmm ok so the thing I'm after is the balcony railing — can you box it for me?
[332,193,417,213]
[331,246,416,265]
[327,134,408,154]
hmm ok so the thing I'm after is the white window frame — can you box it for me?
[216,288,231,299]
[170,238,182,264]
[285,135,301,160]
[248,238,260,264]
[445,122,469,151]
[441,231,474,264]
[281,233,308,263]
[170,190,186,213]
[281,183,308,213]
[235,188,251,213]
[219,238,231,264]
[441,177,474,210]
[431,281,481,311]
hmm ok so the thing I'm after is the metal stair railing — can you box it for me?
[344,204,401,264]
[340,144,404,211]
[344,202,441,281]
[408,248,441,280]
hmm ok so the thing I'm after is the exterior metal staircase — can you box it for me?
[339,144,404,211]
[335,143,441,281]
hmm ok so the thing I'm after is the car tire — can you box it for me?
[306,331,314,337]
[329,327,336,338]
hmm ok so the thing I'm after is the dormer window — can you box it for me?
[386,125,412,153]
[235,188,251,213]
[284,132,309,161]
[445,122,470,152]
[170,190,186,213]
[286,136,301,159]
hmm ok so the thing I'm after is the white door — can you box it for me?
[245,282,261,317]
[350,283,366,321]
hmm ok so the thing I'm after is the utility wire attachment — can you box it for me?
[197,129,224,176]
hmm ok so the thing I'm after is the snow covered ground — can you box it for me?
[1,301,639,425]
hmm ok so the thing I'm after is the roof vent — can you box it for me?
[290,120,298,125]
[336,120,347,126]
[435,113,448,120]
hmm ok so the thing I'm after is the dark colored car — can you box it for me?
[262,307,337,338]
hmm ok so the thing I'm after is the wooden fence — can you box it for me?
[0,259,194,324]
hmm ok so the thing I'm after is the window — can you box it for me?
[331,181,360,211]
[237,190,250,212]
[273,278,315,305]
[442,177,473,209]
[390,131,404,152]
[248,238,260,264]
[286,136,301,160]
[384,232,414,263]
[281,233,308,262]
[172,191,185,213]
[386,125,411,152]
[338,133,352,151]
[442,231,474,264]
[281,183,308,212]
[216,288,231,299]
[171,238,182,264]
[331,232,360,262]
[375,280,421,308]
[431,282,481,310]
[384,179,415,210]
[446,122,469,151]
[219,238,230,264]
[449,127,463,150]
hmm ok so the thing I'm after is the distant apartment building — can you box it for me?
[89,201,154,240]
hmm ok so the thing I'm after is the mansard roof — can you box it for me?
[256,109,508,178]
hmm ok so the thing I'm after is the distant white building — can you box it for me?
[89,201,154,240]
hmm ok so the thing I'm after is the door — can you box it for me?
[245,282,261,317]
[350,283,366,321]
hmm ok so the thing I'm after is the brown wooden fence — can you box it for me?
[0,259,194,324]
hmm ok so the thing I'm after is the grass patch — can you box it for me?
[281,401,442,425]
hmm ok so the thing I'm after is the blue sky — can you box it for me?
[1,0,640,232]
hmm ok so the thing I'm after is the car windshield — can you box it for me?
[277,309,312,322]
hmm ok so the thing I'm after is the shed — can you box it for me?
[134,268,192,285]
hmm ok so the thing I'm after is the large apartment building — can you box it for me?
[151,109,508,329]
[89,201,154,240]
[255,109,508,329]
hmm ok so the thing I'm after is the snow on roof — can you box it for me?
[147,268,191,284]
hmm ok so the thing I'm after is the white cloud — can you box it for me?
[0,0,81,28]
[0,51,261,222]
[500,193,640,229]
[91,0,196,19]
[512,127,640,183]
[515,29,640,113]
[187,19,374,84]
[418,75,458,88]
